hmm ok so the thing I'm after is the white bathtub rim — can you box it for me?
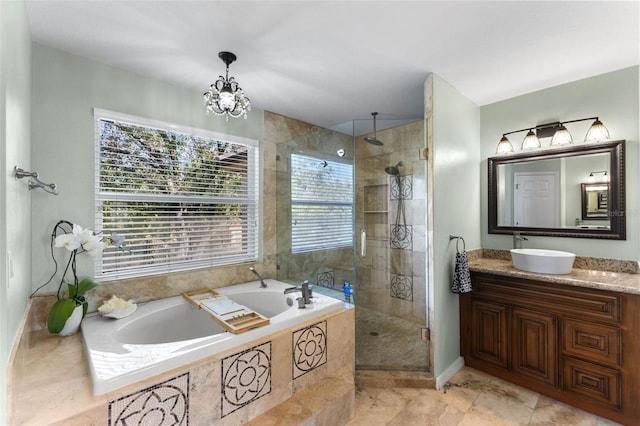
[81,279,347,395]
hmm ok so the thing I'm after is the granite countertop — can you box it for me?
[469,257,640,295]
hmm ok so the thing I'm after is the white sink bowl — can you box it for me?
[510,249,576,275]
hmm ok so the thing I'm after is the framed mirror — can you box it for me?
[488,139,625,239]
[582,183,609,220]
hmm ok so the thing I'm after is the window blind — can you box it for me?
[291,154,353,253]
[94,110,259,280]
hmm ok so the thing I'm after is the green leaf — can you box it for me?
[76,278,100,297]
[47,299,77,334]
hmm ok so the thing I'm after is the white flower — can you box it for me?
[77,228,96,247]
[54,233,81,251]
[83,236,106,257]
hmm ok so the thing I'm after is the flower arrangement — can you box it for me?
[37,220,124,335]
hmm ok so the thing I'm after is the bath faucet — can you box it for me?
[284,280,312,306]
[513,232,528,249]
[249,266,267,288]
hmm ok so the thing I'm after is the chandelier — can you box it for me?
[203,51,251,120]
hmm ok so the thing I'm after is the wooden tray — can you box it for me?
[182,289,270,334]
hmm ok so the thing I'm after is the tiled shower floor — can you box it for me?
[313,285,429,370]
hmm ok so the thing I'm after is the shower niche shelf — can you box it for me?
[363,183,389,240]
[363,184,388,213]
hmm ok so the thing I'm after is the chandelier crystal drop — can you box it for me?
[203,51,251,121]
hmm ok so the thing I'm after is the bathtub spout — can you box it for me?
[284,280,312,305]
[249,266,267,288]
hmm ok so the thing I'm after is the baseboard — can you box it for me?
[435,356,464,390]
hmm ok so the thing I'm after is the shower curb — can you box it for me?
[355,369,435,389]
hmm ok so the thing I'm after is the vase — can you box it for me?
[59,305,83,336]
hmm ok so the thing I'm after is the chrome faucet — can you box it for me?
[249,266,267,288]
[513,232,528,249]
[284,280,312,306]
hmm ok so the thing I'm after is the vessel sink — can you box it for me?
[510,248,576,275]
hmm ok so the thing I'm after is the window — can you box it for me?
[94,109,259,280]
[290,154,353,253]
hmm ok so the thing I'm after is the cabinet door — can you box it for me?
[470,300,508,368]
[512,308,557,387]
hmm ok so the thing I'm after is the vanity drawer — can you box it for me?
[562,357,621,409]
[472,273,621,323]
[562,319,621,367]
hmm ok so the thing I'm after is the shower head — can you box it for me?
[364,136,384,146]
[384,161,403,176]
[364,112,384,146]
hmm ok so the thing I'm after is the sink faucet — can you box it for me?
[249,266,267,288]
[284,280,312,306]
[513,232,528,249]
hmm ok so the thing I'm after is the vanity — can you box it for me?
[466,138,639,423]
[460,263,640,425]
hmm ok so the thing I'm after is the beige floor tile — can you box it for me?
[529,395,620,426]
[387,390,465,426]
[346,386,422,426]
[459,404,529,426]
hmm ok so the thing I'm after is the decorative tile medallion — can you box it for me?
[390,224,412,249]
[390,175,413,200]
[108,373,189,426]
[221,341,271,417]
[292,321,328,379]
[317,271,335,288]
[391,274,414,301]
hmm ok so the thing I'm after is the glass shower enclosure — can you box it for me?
[276,116,429,372]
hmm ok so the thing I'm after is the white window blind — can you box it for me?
[291,154,353,253]
[94,109,259,280]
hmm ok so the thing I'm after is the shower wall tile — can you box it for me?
[390,274,414,301]
[390,225,413,250]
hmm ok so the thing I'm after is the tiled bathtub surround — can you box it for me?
[108,373,189,426]
[8,300,355,425]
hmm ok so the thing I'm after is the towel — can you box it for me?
[451,250,472,294]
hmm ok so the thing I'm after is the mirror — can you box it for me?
[488,140,625,239]
[582,183,609,220]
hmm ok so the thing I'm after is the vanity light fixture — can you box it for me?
[587,170,609,183]
[203,51,251,120]
[495,117,610,154]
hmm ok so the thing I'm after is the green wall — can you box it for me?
[30,43,264,291]
[429,74,481,381]
[0,1,32,423]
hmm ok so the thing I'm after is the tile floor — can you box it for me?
[347,367,621,426]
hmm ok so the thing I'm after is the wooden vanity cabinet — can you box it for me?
[460,272,640,425]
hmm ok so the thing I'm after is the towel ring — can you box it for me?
[449,234,466,253]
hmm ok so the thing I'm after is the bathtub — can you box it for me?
[81,279,345,395]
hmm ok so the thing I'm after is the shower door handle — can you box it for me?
[360,229,366,257]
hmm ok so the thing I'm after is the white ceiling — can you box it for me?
[25,1,639,133]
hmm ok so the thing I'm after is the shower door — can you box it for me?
[275,127,355,295]
[354,118,429,371]
[274,115,429,372]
